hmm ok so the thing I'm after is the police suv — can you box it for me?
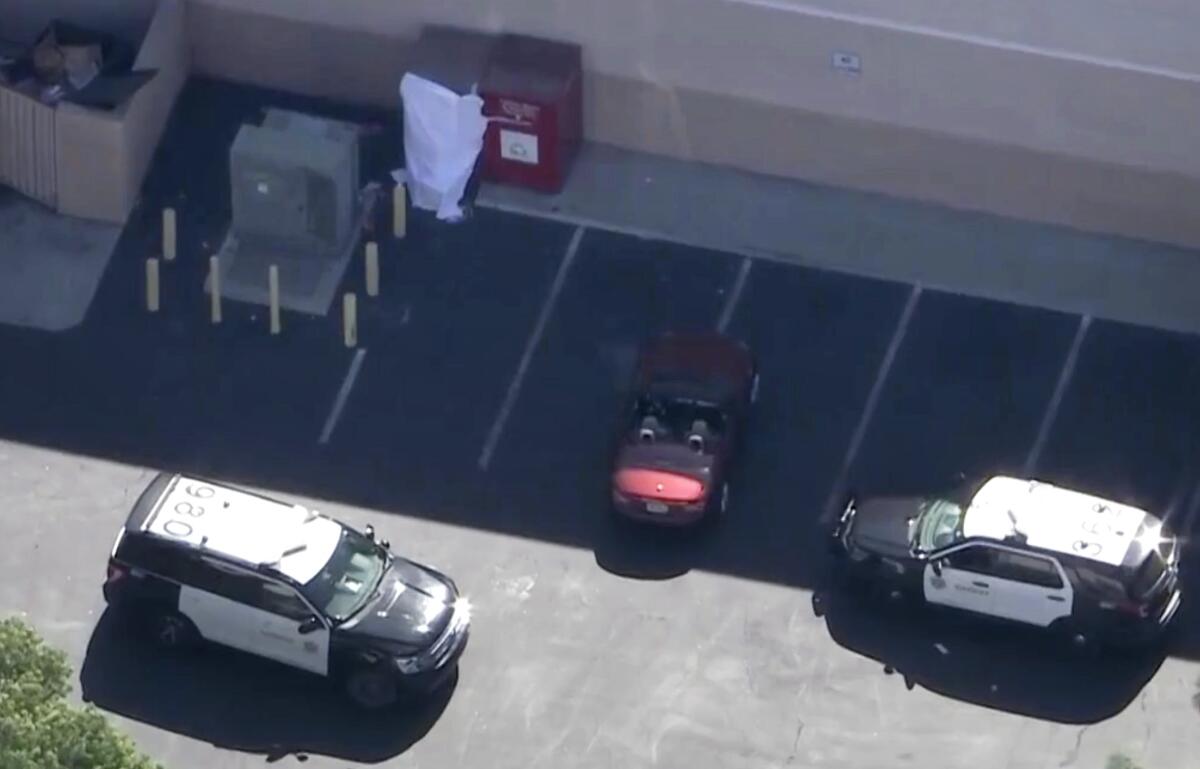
[103,472,471,708]
[830,475,1182,649]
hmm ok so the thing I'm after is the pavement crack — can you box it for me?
[1139,689,1152,753]
[784,719,804,765]
[1060,725,1090,768]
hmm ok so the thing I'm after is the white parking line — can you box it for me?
[819,284,923,524]
[1022,314,1092,476]
[318,348,367,445]
[478,226,586,471]
[717,257,753,333]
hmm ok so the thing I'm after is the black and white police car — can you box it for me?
[830,475,1182,650]
[102,472,471,708]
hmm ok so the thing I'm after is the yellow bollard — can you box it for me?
[162,208,177,261]
[145,258,160,312]
[392,184,407,239]
[365,241,379,297]
[268,264,281,335]
[343,292,357,347]
[209,256,222,324]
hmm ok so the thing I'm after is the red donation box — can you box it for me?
[481,34,583,193]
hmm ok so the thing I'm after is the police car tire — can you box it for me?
[145,609,199,651]
[345,666,400,709]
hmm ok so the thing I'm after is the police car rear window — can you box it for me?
[993,551,1063,589]
[1129,549,1167,599]
[1127,520,1174,599]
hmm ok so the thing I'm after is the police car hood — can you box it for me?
[849,496,921,558]
[340,558,455,651]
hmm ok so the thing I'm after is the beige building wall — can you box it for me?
[186,0,1200,249]
[0,0,158,45]
[748,0,1200,75]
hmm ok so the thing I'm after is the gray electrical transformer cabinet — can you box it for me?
[229,109,361,256]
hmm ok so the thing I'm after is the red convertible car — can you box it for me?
[610,331,758,527]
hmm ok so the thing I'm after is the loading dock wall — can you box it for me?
[184,0,1200,249]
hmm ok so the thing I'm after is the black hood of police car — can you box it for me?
[847,496,923,559]
[337,558,457,653]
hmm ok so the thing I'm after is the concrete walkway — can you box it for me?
[479,143,1200,336]
[0,189,121,332]
[3,139,1198,336]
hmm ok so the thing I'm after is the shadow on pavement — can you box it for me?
[80,610,452,764]
[591,513,714,581]
[810,580,1165,725]
[1159,556,1200,664]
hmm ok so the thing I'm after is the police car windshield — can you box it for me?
[914,498,965,551]
[299,526,388,622]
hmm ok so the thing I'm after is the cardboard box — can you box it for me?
[0,0,188,223]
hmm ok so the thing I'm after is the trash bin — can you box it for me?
[480,34,583,193]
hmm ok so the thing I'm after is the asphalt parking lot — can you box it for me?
[3,77,1200,769]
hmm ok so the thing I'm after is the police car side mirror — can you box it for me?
[298,616,322,635]
[365,524,376,541]
[930,560,943,577]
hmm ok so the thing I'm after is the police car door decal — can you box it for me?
[253,583,330,677]
[254,615,329,677]
[924,547,995,615]
[179,583,330,676]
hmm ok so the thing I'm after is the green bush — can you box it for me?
[1106,754,1143,769]
[0,617,161,769]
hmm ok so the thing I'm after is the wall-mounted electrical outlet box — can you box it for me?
[832,51,862,74]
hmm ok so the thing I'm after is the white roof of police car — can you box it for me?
[961,475,1154,567]
[140,475,342,584]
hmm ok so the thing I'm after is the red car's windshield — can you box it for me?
[633,394,726,436]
